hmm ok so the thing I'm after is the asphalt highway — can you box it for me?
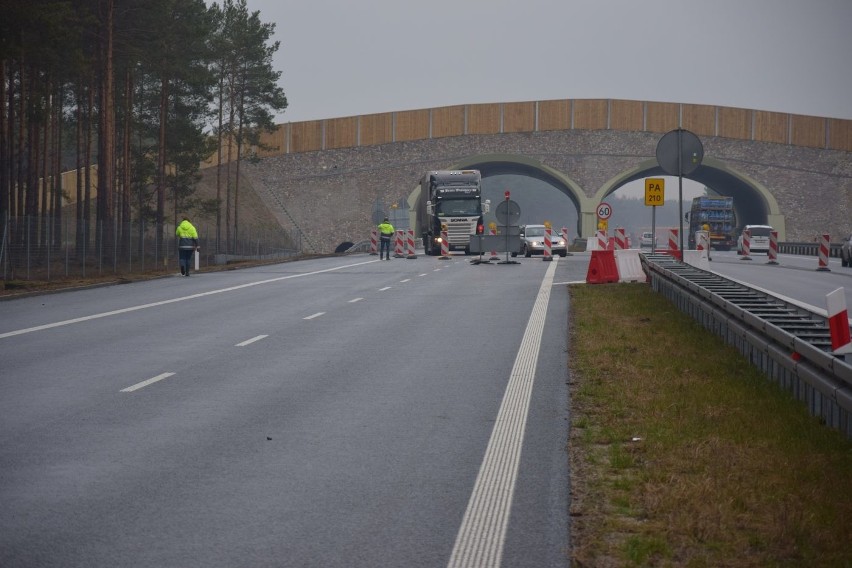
[0,253,589,567]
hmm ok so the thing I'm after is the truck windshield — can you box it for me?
[436,199,480,216]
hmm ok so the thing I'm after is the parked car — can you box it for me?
[639,231,654,250]
[841,234,852,267]
[737,224,773,254]
[512,224,568,257]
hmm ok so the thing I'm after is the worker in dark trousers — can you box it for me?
[377,217,394,260]
[176,216,199,276]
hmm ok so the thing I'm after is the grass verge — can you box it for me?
[568,283,852,567]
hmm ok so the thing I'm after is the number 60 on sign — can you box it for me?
[644,178,665,206]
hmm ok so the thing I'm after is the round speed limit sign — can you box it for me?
[596,202,613,220]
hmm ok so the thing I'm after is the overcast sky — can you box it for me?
[243,0,852,124]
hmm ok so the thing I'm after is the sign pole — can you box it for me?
[656,129,703,257]
[678,130,684,254]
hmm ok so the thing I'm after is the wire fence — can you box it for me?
[1,215,300,282]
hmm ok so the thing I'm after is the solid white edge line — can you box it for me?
[447,258,559,568]
[235,335,268,347]
[0,259,379,340]
[121,372,175,393]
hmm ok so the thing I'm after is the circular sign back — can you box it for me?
[656,129,704,176]
[495,200,521,225]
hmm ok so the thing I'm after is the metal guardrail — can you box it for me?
[641,253,852,438]
[779,242,843,257]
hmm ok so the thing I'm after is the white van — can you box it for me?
[737,225,773,254]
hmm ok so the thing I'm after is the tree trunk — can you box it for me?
[75,84,84,256]
[97,0,116,263]
[156,76,168,260]
[122,69,132,233]
[0,59,8,222]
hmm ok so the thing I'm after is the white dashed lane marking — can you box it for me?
[121,373,175,393]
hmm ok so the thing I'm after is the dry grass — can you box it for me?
[568,283,852,567]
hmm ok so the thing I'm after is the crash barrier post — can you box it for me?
[817,233,830,271]
[440,229,450,259]
[370,228,378,255]
[393,230,404,258]
[489,228,499,261]
[542,226,553,262]
[586,249,619,284]
[767,230,779,265]
[614,249,644,282]
[614,227,627,251]
[826,287,852,355]
[739,229,752,260]
[406,229,417,259]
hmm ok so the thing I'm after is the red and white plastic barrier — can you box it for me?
[370,228,378,255]
[614,249,644,282]
[767,230,779,265]
[817,233,830,271]
[740,229,752,260]
[826,288,852,354]
[440,229,450,258]
[542,227,553,261]
[406,229,417,259]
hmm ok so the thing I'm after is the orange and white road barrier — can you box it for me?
[542,227,553,261]
[440,229,450,259]
[614,227,627,251]
[489,228,499,261]
[370,228,378,255]
[767,230,779,265]
[561,227,572,256]
[696,230,709,255]
[667,228,681,259]
[826,288,852,354]
[406,229,417,259]
[740,229,752,261]
[394,230,404,258]
[817,233,830,271]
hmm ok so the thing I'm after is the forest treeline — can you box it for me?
[0,0,287,254]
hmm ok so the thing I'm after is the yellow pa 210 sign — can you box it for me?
[644,178,665,206]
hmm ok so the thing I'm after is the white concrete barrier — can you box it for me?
[683,249,710,271]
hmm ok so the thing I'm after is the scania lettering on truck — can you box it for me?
[417,170,487,255]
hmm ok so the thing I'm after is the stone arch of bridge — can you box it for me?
[406,153,594,238]
[593,157,786,240]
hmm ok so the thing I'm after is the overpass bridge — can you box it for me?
[234,98,852,253]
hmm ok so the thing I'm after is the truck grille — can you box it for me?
[447,221,475,244]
